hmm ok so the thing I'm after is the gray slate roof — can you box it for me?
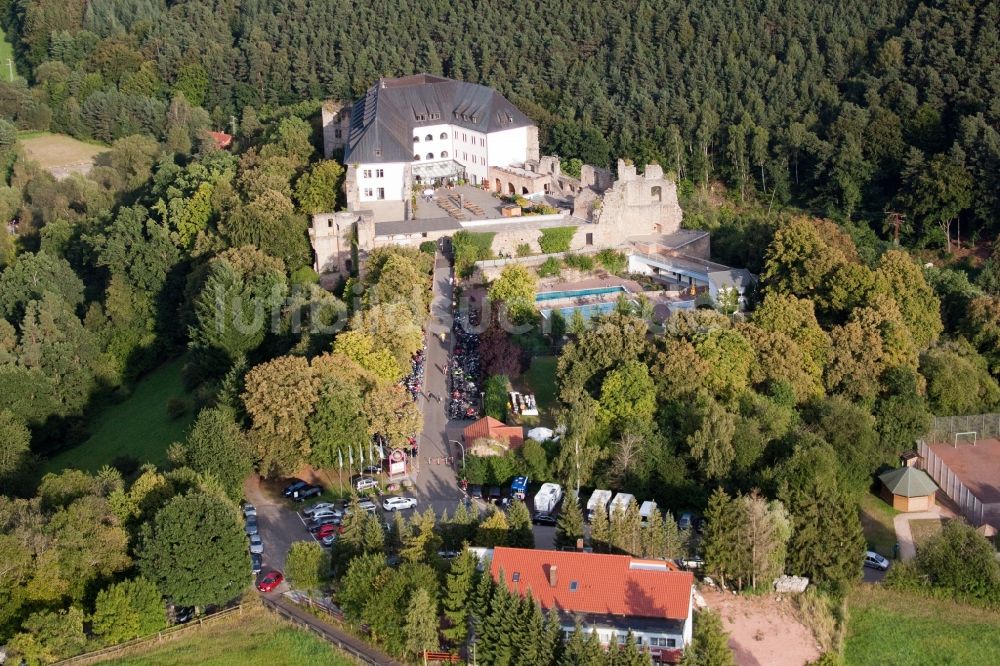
[345,74,534,164]
[707,268,757,290]
[879,466,938,498]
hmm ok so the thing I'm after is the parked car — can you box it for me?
[469,485,483,500]
[249,533,264,554]
[353,476,378,492]
[256,570,284,593]
[174,606,195,624]
[244,515,259,535]
[678,512,694,531]
[680,556,704,571]
[437,550,460,560]
[309,507,343,520]
[363,464,382,475]
[864,551,890,571]
[315,523,343,540]
[320,533,337,547]
[251,553,263,574]
[532,512,558,526]
[488,486,502,503]
[309,517,342,532]
[283,479,308,497]
[242,503,257,518]
[303,501,339,516]
[292,485,323,501]
[382,496,418,512]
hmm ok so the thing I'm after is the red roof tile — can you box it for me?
[489,547,693,621]
[462,416,524,448]
[208,131,233,149]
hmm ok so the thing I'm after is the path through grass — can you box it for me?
[859,492,897,557]
[522,355,558,413]
[845,585,1000,666]
[97,607,356,665]
[0,28,18,83]
[43,358,194,475]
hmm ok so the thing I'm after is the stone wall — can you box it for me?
[590,160,683,243]
[321,101,352,158]
[310,211,359,274]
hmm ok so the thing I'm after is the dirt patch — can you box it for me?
[703,588,822,666]
[20,132,106,179]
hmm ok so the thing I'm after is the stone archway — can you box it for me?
[508,182,515,195]
[496,178,502,192]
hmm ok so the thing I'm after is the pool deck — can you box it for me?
[536,276,644,295]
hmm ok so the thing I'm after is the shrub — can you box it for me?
[538,226,577,253]
[596,249,627,274]
[515,243,533,257]
[537,257,562,278]
[166,397,189,420]
[452,230,495,275]
[419,240,437,255]
[563,253,594,271]
[290,266,320,285]
[483,375,510,420]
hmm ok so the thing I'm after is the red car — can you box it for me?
[315,523,344,540]
[256,570,284,593]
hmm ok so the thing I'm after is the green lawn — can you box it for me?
[845,585,1000,666]
[909,518,944,550]
[98,608,356,665]
[0,28,17,83]
[521,355,558,414]
[859,492,898,557]
[42,358,195,475]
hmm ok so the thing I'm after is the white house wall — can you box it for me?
[356,162,408,202]
[487,127,530,170]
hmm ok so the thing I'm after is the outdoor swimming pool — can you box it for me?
[534,285,628,302]
[540,300,637,322]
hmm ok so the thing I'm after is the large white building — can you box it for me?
[323,74,539,219]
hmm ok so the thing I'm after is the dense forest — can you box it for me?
[2,0,998,246]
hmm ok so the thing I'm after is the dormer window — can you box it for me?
[472,115,479,123]
[569,581,579,591]
[512,572,520,582]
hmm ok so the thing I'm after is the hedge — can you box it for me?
[538,226,576,253]
[452,230,495,274]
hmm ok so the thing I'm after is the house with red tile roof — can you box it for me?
[207,131,233,150]
[488,546,694,664]
[462,416,524,451]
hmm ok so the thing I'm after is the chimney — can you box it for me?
[576,538,584,551]
[547,564,558,587]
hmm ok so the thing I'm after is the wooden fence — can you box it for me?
[55,605,247,665]
[917,439,987,526]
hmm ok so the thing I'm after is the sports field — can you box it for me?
[18,131,107,178]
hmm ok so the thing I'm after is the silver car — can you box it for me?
[303,501,338,516]
[249,533,264,554]
[244,515,259,536]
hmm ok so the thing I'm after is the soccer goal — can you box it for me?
[954,431,978,447]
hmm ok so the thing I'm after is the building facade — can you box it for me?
[488,547,694,664]
[324,74,539,214]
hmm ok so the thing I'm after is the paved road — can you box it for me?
[413,249,466,518]
[244,477,311,573]
[894,507,942,561]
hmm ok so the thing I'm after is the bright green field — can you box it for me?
[98,609,357,665]
[858,492,898,557]
[522,355,558,413]
[43,358,194,475]
[845,586,1000,666]
[0,28,16,83]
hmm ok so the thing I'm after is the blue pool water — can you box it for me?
[535,285,627,302]
[540,300,636,322]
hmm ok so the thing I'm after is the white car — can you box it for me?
[303,502,338,516]
[382,496,417,512]
[243,503,257,518]
[864,551,890,571]
[249,533,264,554]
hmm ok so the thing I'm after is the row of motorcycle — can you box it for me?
[448,310,481,420]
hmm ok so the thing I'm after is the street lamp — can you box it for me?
[449,439,466,470]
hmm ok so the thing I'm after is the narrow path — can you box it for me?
[413,248,463,517]
[261,595,405,666]
[893,507,942,561]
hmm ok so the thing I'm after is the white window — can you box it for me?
[425,134,433,141]
[426,152,434,159]
[463,152,468,160]
[375,169,384,178]
[413,136,420,142]
[363,169,372,178]
[363,188,373,197]
[413,154,421,160]
[441,151,449,158]
[480,137,485,147]
[454,130,458,139]
[376,187,385,200]
[440,132,447,139]
[463,133,467,142]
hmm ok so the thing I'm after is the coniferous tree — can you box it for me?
[442,550,477,643]
[590,504,610,553]
[541,608,564,666]
[702,488,743,588]
[555,496,585,550]
[405,588,439,660]
[681,610,735,666]
[618,631,653,666]
[507,500,535,548]
[642,508,667,558]
[471,567,496,641]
